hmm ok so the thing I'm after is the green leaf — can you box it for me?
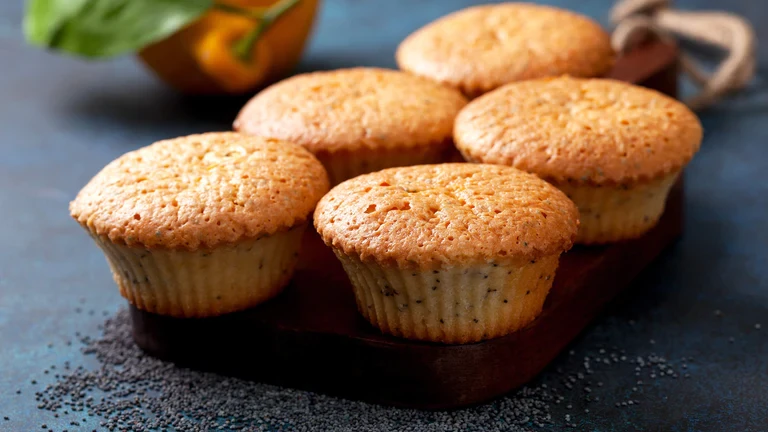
[24,0,213,58]
[24,0,90,46]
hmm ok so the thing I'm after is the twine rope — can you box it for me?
[610,0,757,110]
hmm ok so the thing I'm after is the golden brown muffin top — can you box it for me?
[233,67,468,154]
[70,132,329,250]
[454,77,703,185]
[396,3,614,97]
[314,163,578,269]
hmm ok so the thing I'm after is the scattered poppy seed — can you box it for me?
[33,309,698,430]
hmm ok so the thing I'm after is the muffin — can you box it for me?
[70,132,329,317]
[396,3,614,98]
[314,163,579,344]
[233,67,468,185]
[454,76,703,244]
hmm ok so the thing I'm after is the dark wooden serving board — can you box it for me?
[130,41,682,410]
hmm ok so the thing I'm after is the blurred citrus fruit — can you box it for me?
[138,0,319,94]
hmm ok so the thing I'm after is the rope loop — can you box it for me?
[610,0,756,110]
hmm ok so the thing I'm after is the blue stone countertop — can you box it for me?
[1,1,767,431]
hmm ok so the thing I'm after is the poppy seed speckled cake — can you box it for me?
[70,132,329,317]
[313,163,579,344]
[454,76,702,244]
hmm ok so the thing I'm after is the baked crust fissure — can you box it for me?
[314,163,579,269]
[455,76,703,186]
[70,132,330,250]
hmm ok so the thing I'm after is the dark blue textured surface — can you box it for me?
[1,1,767,431]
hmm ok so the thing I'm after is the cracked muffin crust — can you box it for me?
[396,3,614,97]
[234,67,468,185]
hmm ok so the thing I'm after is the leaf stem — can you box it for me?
[232,21,266,62]
[231,0,301,63]
[212,3,268,19]
[262,0,302,23]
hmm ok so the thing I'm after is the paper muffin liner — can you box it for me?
[316,142,449,186]
[91,224,307,318]
[557,172,679,244]
[334,251,561,344]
